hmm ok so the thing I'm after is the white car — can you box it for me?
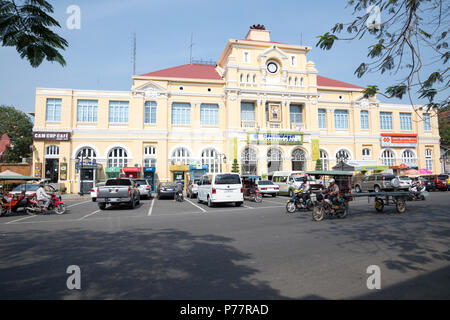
[397,176,412,190]
[133,179,153,199]
[90,183,105,202]
[256,180,279,197]
[197,173,244,207]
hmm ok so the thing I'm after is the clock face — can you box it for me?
[267,61,278,74]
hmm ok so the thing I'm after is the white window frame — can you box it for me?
[381,149,395,166]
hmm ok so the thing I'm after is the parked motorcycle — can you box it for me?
[312,191,349,221]
[286,189,314,213]
[244,186,263,203]
[0,190,29,216]
[408,184,427,201]
[26,192,66,215]
[175,190,184,202]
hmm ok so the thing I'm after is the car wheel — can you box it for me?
[98,203,106,210]
[92,197,97,202]
[207,196,214,208]
[235,202,243,207]
[272,193,277,197]
[355,185,362,193]
[374,185,381,193]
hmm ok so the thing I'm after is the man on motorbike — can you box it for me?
[174,181,184,201]
[325,178,340,206]
[298,176,310,203]
[36,182,51,211]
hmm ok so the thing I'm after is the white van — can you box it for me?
[271,171,306,197]
[197,173,244,207]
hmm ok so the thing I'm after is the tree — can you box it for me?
[0,0,68,67]
[231,158,240,173]
[0,105,33,163]
[316,0,449,112]
[438,106,450,146]
[315,159,323,171]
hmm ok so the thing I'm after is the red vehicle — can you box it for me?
[0,190,29,216]
[26,192,66,215]
[430,174,448,191]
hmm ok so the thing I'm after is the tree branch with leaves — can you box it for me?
[316,0,449,112]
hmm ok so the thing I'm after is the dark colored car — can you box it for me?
[157,182,179,199]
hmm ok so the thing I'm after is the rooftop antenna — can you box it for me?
[300,32,303,46]
[189,32,194,64]
[132,32,136,75]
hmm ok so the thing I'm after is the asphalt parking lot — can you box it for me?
[0,191,449,299]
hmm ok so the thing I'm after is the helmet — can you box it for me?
[329,178,335,184]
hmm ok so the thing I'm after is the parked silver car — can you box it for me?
[187,179,200,198]
[354,173,396,193]
[133,179,153,199]
[397,176,412,190]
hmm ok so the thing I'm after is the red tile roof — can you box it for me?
[139,64,222,81]
[317,75,364,89]
[139,64,364,89]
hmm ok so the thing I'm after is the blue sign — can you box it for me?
[189,164,208,170]
[144,167,156,173]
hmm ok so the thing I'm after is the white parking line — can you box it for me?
[78,210,101,221]
[148,199,155,216]
[5,215,37,224]
[185,198,207,212]
[67,200,92,208]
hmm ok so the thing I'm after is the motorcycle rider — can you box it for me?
[298,176,310,204]
[410,177,423,192]
[36,182,51,211]
[326,178,340,206]
[173,181,184,201]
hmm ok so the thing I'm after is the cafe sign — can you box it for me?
[248,131,304,145]
[33,131,71,141]
[381,133,417,147]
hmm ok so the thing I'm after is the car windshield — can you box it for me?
[384,175,396,180]
[13,184,39,192]
[215,174,241,185]
[105,179,132,186]
[293,176,305,182]
[258,180,274,185]
[134,180,147,185]
[438,175,448,180]
[399,176,410,180]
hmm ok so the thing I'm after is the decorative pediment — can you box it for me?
[259,46,289,60]
[134,82,167,98]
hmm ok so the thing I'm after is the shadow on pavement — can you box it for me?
[0,228,291,300]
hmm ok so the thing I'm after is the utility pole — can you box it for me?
[189,32,194,64]
[132,32,136,75]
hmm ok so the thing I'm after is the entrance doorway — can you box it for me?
[79,167,94,194]
[45,159,59,183]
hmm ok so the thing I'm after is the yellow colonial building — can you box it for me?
[32,25,440,194]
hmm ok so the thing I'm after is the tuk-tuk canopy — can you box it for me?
[306,170,353,176]
[241,175,262,180]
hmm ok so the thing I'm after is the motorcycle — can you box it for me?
[312,191,350,221]
[26,192,66,215]
[244,186,263,203]
[0,190,29,216]
[408,184,427,201]
[286,189,314,213]
[175,190,184,202]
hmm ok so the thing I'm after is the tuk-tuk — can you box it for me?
[305,170,353,195]
[241,175,263,203]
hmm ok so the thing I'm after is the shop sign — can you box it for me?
[381,134,417,147]
[33,131,71,141]
[248,131,303,145]
[189,164,208,170]
[312,140,320,161]
[60,163,67,180]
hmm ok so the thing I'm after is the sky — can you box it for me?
[0,0,443,114]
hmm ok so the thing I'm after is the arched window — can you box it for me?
[294,77,298,86]
[108,147,128,168]
[240,74,243,83]
[401,149,417,167]
[425,149,433,171]
[289,77,292,85]
[45,145,59,158]
[336,149,351,163]
[201,148,221,173]
[253,74,257,83]
[246,74,250,83]
[76,147,96,160]
[143,146,156,167]
[362,148,372,159]
[292,148,306,171]
[241,147,257,175]
[381,149,395,166]
[320,150,329,170]
[267,148,283,174]
[171,147,191,165]
[300,77,304,87]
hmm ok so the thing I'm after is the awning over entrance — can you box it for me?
[123,167,140,173]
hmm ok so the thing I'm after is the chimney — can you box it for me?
[245,24,271,42]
